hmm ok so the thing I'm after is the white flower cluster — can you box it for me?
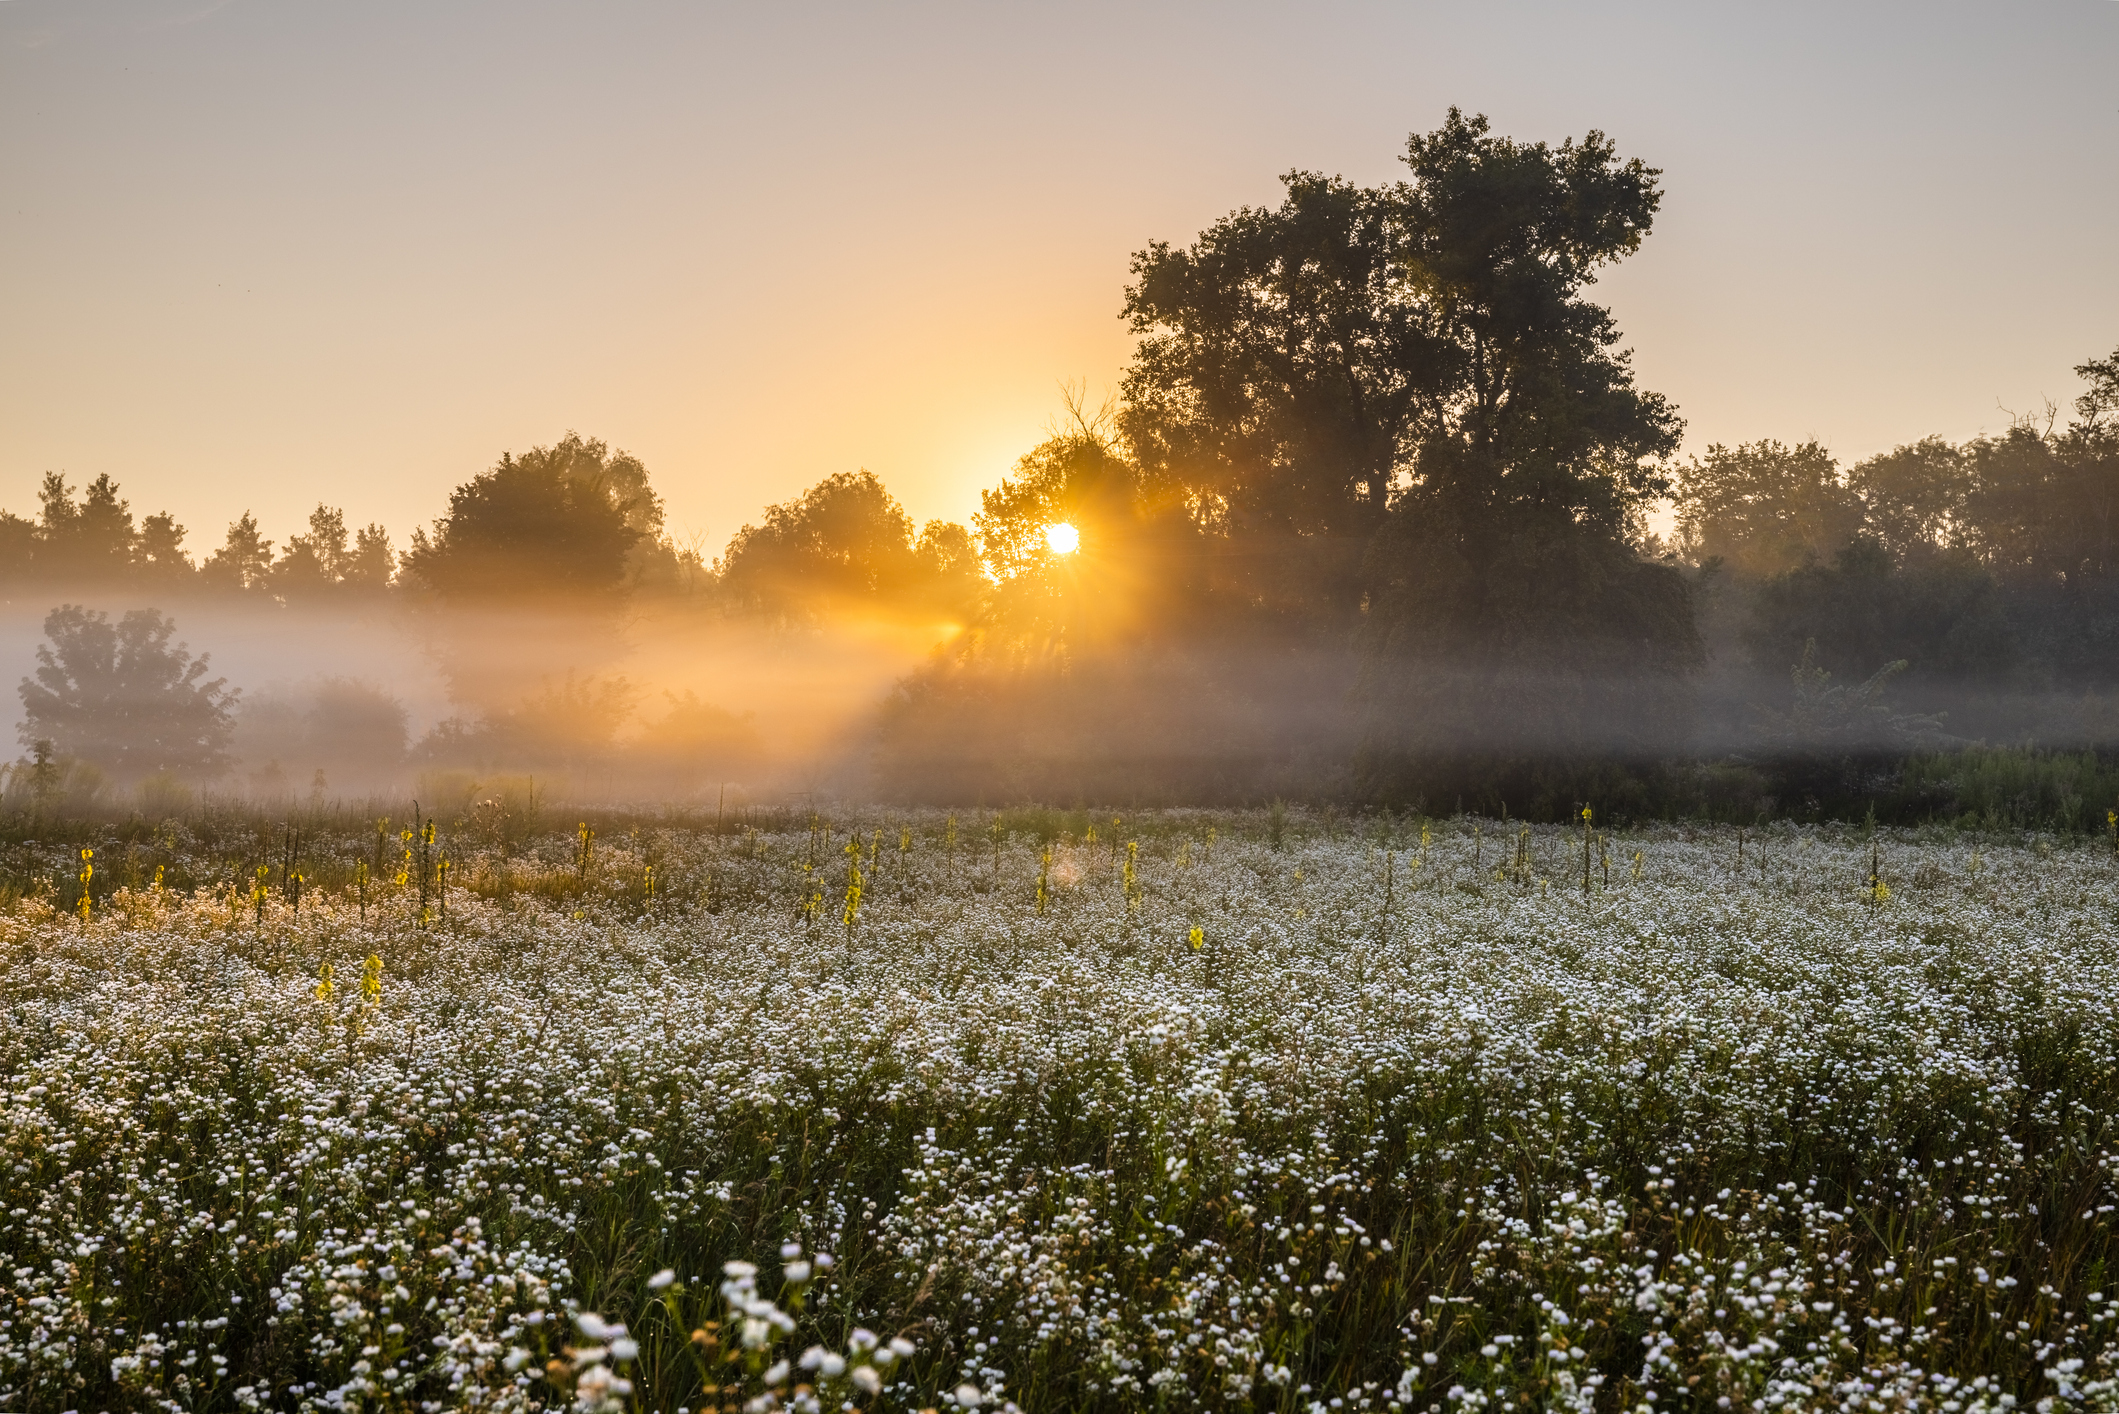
[2,810,2118,1412]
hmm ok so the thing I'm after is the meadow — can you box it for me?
[5,807,2119,1414]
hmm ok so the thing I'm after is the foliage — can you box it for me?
[268,505,395,597]
[714,469,979,624]
[1673,359,2119,598]
[1845,436,1969,565]
[16,605,237,779]
[1743,537,2014,683]
[200,510,277,592]
[402,434,651,605]
[1674,440,1859,577]
[1751,639,1944,752]
[0,474,192,588]
[1959,421,2119,587]
[1123,109,1680,629]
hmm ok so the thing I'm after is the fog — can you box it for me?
[13,568,2119,826]
[0,590,963,808]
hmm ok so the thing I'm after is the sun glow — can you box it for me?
[1045,522,1080,555]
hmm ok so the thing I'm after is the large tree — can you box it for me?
[1674,440,1863,577]
[714,469,979,623]
[1957,353,2119,588]
[403,435,650,605]
[18,606,237,778]
[1121,109,1683,637]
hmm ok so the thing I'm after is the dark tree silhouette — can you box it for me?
[715,469,980,622]
[18,606,237,778]
[1675,440,1862,577]
[1122,109,1682,628]
[201,512,276,592]
[404,436,648,604]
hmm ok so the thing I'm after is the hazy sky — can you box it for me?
[3,1,2115,560]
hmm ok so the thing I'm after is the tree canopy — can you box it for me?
[17,606,237,779]
[403,434,650,605]
[714,469,979,623]
[1122,109,1681,627]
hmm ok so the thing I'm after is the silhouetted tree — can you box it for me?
[1846,437,1968,566]
[965,413,1209,655]
[715,469,979,622]
[913,521,984,613]
[269,505,396,598]
[975,411,1151,583]
[0,512,34,581]
[18,606,237,778]
[1674,440,1861,577]
[136,512,195,583]
[201,512,276,592]
[1744,537,2012,684]
[272,505,349,596]
[1124,110,1682,630]
[4,474,189,586]
[35,473,138,581]
[1120,171,1408,617]
[343,523,396,589]
[404,436,647,605]
[2076,346,2119,432]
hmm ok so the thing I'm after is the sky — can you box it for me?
[2,0,2116,562]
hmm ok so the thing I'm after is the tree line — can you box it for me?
[9,108,2119,806]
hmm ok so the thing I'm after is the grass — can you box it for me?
[4,807,2119,1413]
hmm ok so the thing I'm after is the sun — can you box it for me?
[1044,522,1080,555]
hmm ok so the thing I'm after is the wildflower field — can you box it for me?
[6,808,2119,1414]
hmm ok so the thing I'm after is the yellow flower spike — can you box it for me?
[360,954,382,1007]
[315,961,335,1004]
[842,860,863,932]
[1188,925,1203,951]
